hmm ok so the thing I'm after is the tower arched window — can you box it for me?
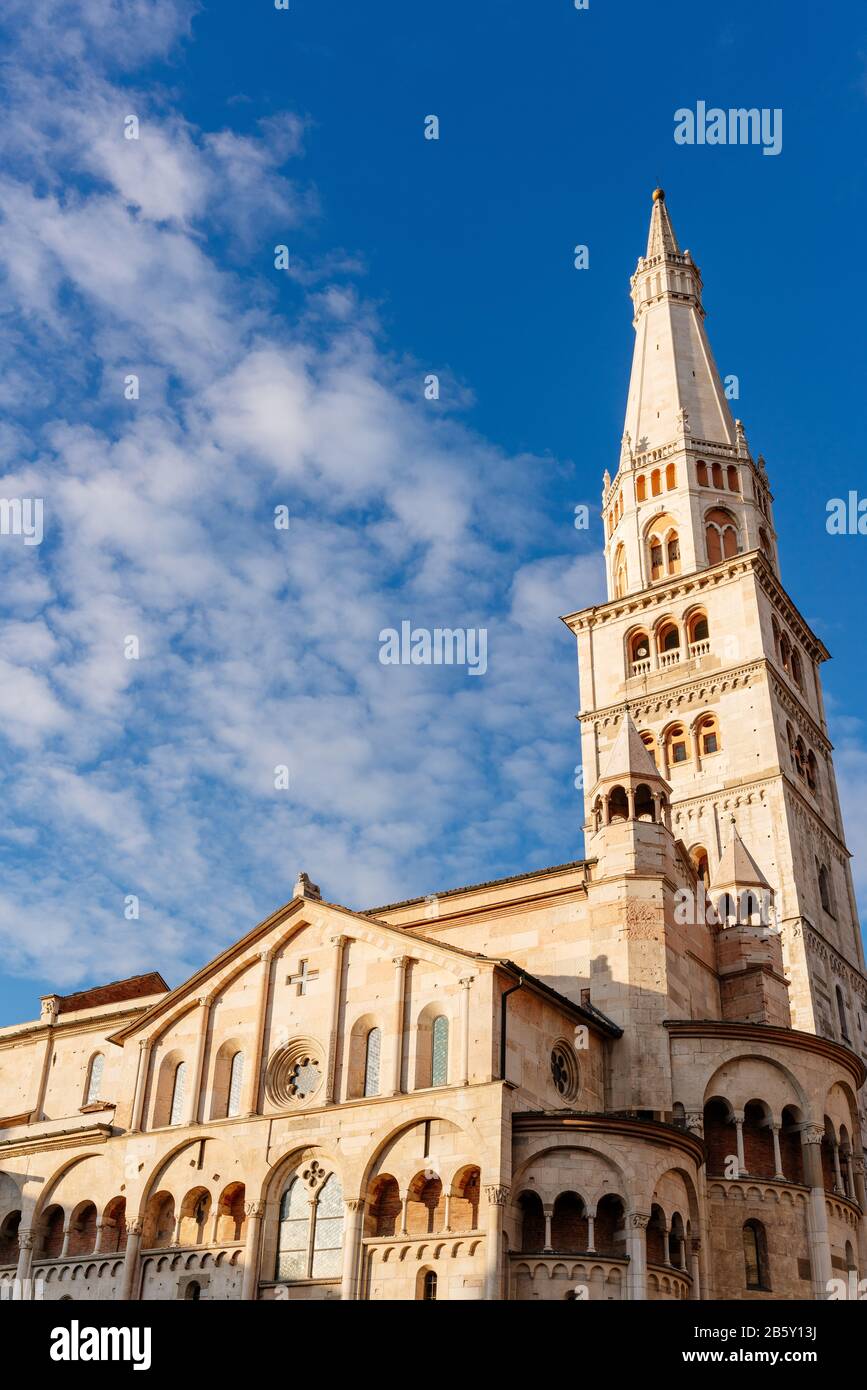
[364,1027,381,1097]
[711,461,723,489]
[169,1061,187,1127]
[665,530,680,575]
[790,650,803,689]
[665,462,676,490]
[629,630,651,673]
[817,861,834,916]
[639,730,658,766]
[85,1052,105,1105]
[805,751,818,793]
[726,465,740,491]
[705,508,739,564]
[636,474,646,502]
[690,846,710,885]
[794,737,806,779]
[658,620,680,654]
[836,985,850,1042]
[613,544,627,599]
[227,1051,244,1118]
[687,611,709,646]
[696,460,708,486]
[422,1270,438,1300]
[664,724,689,767]
[697,713,720,757]
[651,469,662,497]
[743,1220,770,1291]
[649,533,664,580]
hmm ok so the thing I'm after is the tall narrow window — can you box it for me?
[227,1051,244,1118]
[85,1053,105,1105]
[311,1175,344,1278]
[431,1016,449,1087]
[743,1220,769,1290]
[422,1270,438,1300]
[836,986,850,1042]
[364,1027,381,1098]
[169,1061,187,1127]
[276,1179,308,1281]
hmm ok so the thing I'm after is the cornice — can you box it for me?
[578,658,765,725]
[512,1110,704,1165]
[563,553,755,632]
[663,1019,866,1088]
[0,1123,112,1159]
[0,1003,158,1051]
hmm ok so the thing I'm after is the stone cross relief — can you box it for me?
[286,958,320,996]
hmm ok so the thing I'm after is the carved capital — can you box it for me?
[344,1198,366,1213]
[244,1201,266,1219]
[125,1219,143,1237]
[459,976,474,990]
[484,1185,510,1207]
[803,1125,825,1146]
[330,935,350,950]
[19,1230,34,1251]
[684,1111,704,1136]
[691,1238,702,1255]
[629,1212,651,1230]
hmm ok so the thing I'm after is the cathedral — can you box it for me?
[1,189,864,1303]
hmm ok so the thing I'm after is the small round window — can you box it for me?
[550,1041,580,1103]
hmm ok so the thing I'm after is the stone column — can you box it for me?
[483,1186,509,1301]
[689,1238,702,1300]
[245,950,272,1116]
[326,936,349,1103]
[120,1220,143,1302]
[851,1158,867,1272]
[93,1220,105,1255]
[626,1213,650,1301]
[831,1141,844,1195]
[733,1112,746,1176]
[458,977,472,1087]
[188,996,212,1126]
[399,1196,409,1237]
[802,1126,833,1297]
[130,1039,151,1133]
[586,1214,595,1252]
[542,1206,553,1253]
[771,1124,785,1181]
[241,1201,264,1301]
[390,955,408,1095]
[15,1229,34,1287]
[60,1224,72,1259]
[340,1198,366,1300]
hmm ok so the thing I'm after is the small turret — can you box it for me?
[587,711,674,877]
[711,820,790,1026]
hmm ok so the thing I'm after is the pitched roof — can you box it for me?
[712,822,770,890]
[600,711,663,784]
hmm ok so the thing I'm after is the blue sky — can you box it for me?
[0,0,864,1024]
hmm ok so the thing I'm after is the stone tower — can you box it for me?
[564,189,867,1079]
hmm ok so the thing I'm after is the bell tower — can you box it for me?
[565,190,867,1075]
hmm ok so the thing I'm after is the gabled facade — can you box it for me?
[0,191,865,1303]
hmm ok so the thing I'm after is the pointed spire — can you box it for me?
[712,820,770,891]
[646,187,681,259]
[601,710,663,783]
[623,188,736,453]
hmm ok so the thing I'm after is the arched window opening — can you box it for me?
[364,1027,381,1098]
[640,730,658,767]
[726,466,740,492]
[179,1187,211,1246]
[705,508,739,564]
[790,650,803,689]
[780,1106,804,1185]
[450,1167,481,1232]
[664,724,689,767]
[696,460,708,486]
[215,1183,246,1243]
[227,1051,244,1119]
[594,1194,625,1258]
[551,1192,588,1252]
[431,1016,449,1087]
[716,892,737,927]
[518,1190,545,1253]
[421,1270,437,1301]
[607,785,629,823]
[0,1212,21,1266]
[743,1220,770,1291]
[407,1174,446,1236]
[772,619,781,660]
[759,526,771,560]
[276,1171,345,1281]
[665,462,676,490]
[711,461,723,489]
[649,534,664,581]
[366,1176,401,1237]
[687,611,709,651]
[703,1099,736,1177]
[805,751,818,793]
[666,530,681,575]
[669,1212,686,1269]
[169,1061,187,1127]
[636,474,646,502]
[184,1280,201,1301]
[651,469,662,497]
[141,1191,175,1250]
[634,783,655,821]
[67,1202,98,1257]
[690,846,709,886]
[697,713,720,757]
[780,634,791,673]
[629,630,651,674]
[836,985,851,1042]
[613,544,627,599]
[658,621,680,653]
[85,1053,104,1106]
[101,1197,127,1254]
[646,1205,667,1265]
[41,1206,65,1260]
[817,862,833,916]
[742,1101,775,1178]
